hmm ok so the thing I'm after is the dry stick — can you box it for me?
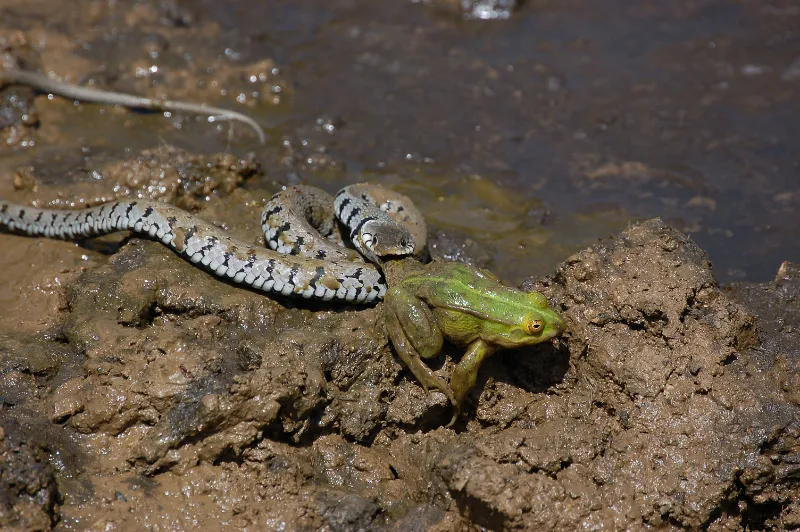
[0,69,266,144]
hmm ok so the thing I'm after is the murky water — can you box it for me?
[2,0,798,284]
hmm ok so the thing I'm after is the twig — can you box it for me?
[0,69,266,144]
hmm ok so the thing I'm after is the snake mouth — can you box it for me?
[375,251,420,267]
[373,252,406,262]
[369,243,417,259]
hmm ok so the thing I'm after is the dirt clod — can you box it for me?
[0,420,60,532]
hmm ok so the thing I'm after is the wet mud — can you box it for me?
[0,149,797,529]
[1,0,799,530]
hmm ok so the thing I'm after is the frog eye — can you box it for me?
[525,319,544,335]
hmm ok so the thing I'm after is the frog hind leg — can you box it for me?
[384,287,452,405]
[447,340,495,427]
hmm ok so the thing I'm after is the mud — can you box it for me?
[2,152,798,528]
[0,145,258,336]
[0,420,59,531]
[1,0,799,530]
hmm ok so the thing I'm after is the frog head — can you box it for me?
[469,289,566,349]
[425,262,567,350]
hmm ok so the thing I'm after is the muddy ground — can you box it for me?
[0,149,797,531]
[1,1,799,531]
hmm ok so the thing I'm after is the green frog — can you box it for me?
[383,258,567,426]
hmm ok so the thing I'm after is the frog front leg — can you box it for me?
[447,339,496,426]
[384,286,454,406]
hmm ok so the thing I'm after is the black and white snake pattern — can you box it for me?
[261,184,423,264]
[0,184,425,304]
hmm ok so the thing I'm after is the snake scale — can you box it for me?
[0,184,425,304]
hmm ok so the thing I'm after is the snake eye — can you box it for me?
[400,239,407,247]
[525,319,544,335]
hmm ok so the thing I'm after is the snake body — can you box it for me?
[0,184,424,304]
[262,186,363,262]
[262,184,423,265]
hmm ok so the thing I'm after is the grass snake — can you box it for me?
[0,184,426,304]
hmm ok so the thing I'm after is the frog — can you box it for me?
[382,258,567,426]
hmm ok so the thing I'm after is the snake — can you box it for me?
[262,184,423,264]
[0,184,426,304]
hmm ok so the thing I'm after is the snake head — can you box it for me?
[358,220,416,260]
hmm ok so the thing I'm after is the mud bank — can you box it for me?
[2,0,799,526]
[0,151,797,531]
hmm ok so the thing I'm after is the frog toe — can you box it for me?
[445,404,461,428]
